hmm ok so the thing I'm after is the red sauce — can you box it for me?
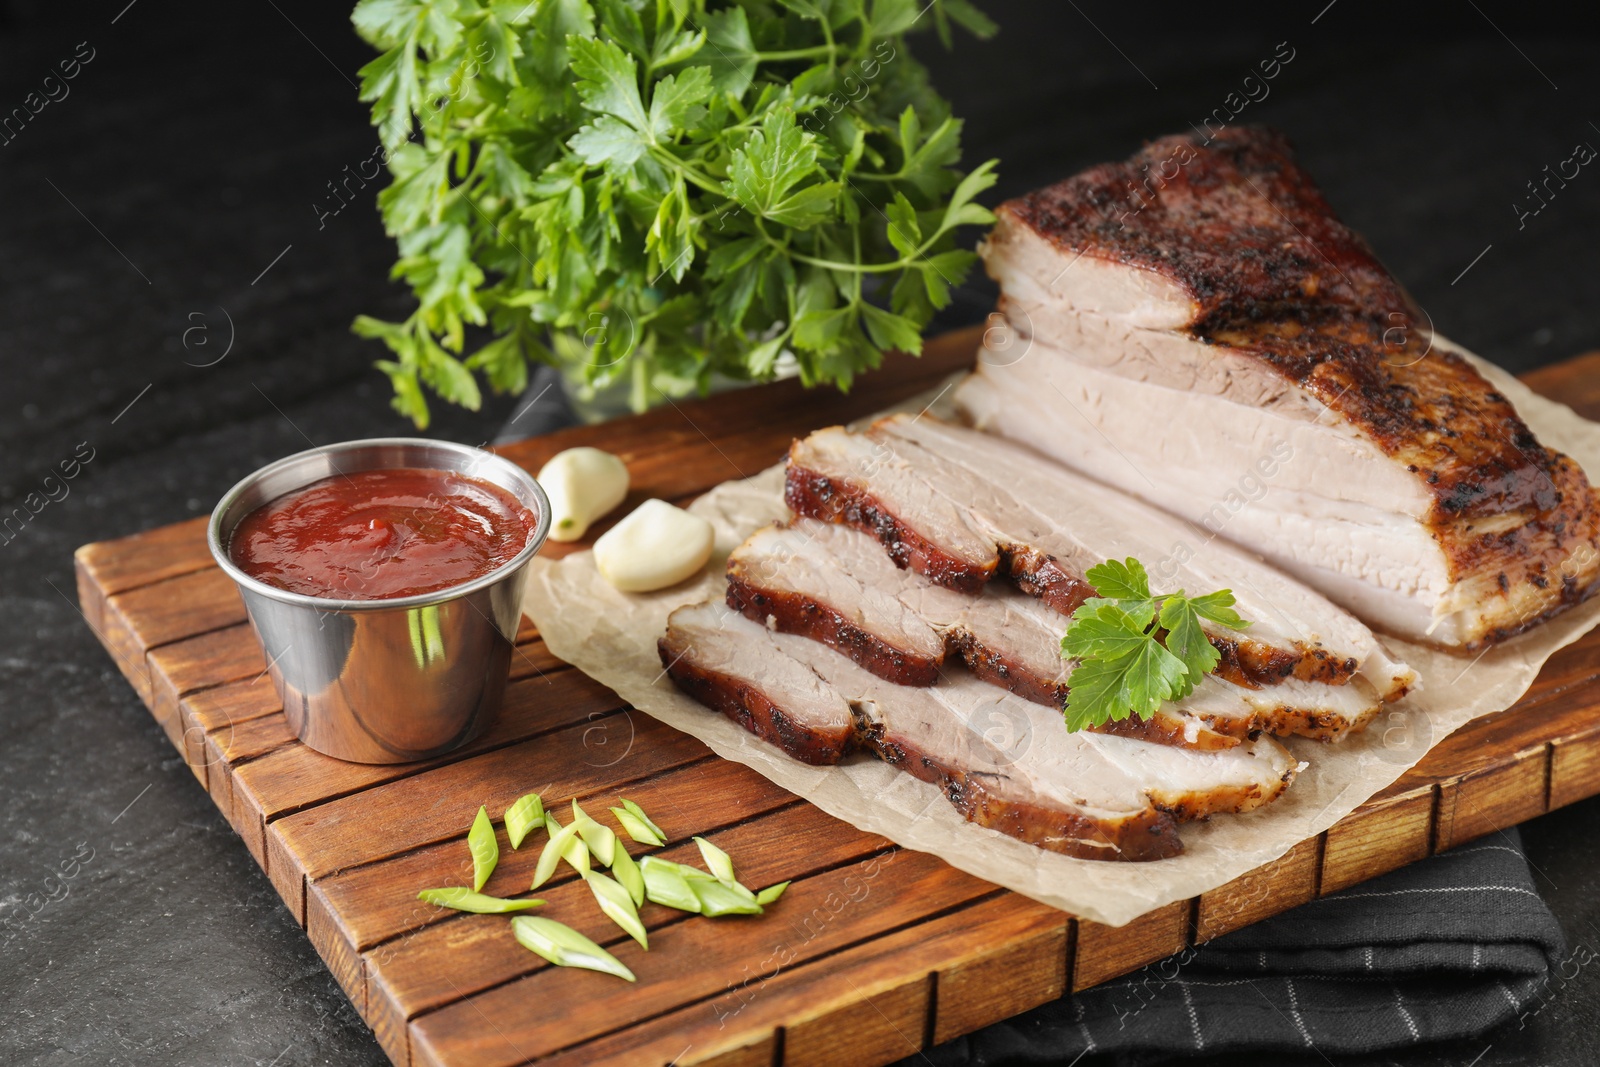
[231,468,535,599]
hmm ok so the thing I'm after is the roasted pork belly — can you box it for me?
[785,416,1415,702]
[969,126,1600,648]
[728,518,1379,742]
[660,601,1298,861]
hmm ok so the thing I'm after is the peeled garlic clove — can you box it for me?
[537,447,629,542]
[594,499,715,593]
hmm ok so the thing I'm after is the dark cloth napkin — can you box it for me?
[915,828,1565,1064]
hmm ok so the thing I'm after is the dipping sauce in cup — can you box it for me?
[229,468,536,600]
[208,439,550,765]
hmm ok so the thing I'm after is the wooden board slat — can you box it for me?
[74,332,1600,1067]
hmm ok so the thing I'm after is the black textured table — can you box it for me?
[3,2,1599,1064]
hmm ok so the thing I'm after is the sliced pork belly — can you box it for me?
[728,519,1379,742]
[660,602,1299,861]
[658,603,856,764]
[973,126,1600,649]
[785,417,1415,703]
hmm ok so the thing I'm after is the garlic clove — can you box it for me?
[593,499,715,593]
[537,447,629,542]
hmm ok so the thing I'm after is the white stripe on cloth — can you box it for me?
[1447,844,1525,859]
[1074,998,1096,1052]
[1393,982,1421,1040]
[1329,885,1542,902]
[1177,979,1204,1051]
[1496,981,1520,1010]
[1285,978,1315,1048]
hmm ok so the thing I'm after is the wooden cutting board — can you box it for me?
[75,329,1600,1067]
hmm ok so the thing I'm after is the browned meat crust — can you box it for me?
[724,573,943,687]
[1003,127,1412,328]
[660,620,1184,860]
[783,462,994,592]
[856,716,1184,861]
[724,573,1241,750]
[657,640,857,765]
[997,126,1600,647]
[786,448,1358,688]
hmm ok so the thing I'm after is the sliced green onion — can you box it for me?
[557,817,592,877]
[570,799,618,866]
[467,805,498,892]
[532,815,586,889]
[610,806,666,847]
[640,855,701,913]
[511,916,635,981]
[691,877,764,917]
[755,881,790,906]
[504,793,546,850]
[694,836,736,885]
[417,887,544,914]
[584,872,648,948]
[611,844,645,907]
[620,798,666,842]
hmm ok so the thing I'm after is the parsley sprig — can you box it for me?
[349,0,998,427]
[1060,558,1251,732]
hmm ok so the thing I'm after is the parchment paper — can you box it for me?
[522,344,1600,927]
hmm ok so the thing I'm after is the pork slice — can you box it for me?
[951,588,1382,742]
[726,519,1233,748]
[959,333,1594,652]
[862,414,1414,697]
[726,519,960,686]
[664,603,1302,860]
[659,601,857,765]
[728,519,1380,743]
[784,427,997,591]
[844,670,1296,834]
[978,127,1413,333]
[956,359,1448,643]
[662,601,1182,860]
[1076,732,1298,820]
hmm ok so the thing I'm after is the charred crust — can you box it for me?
[657,636,856,766]
[870,733,1183,861]
[724,573,943,687]
[784,461,994,592]
[1002,545,1096,616]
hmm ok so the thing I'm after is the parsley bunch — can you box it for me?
[1060,559,1251,732]
[349,0,998,427]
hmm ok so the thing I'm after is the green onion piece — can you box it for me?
[639,855,701,913]
[417,887,544,914]
[693,836,736,885]
[755,881,790,906]
[511,916,635,982]
[621,798,666,841]
[468,805,498,892]
[558,821,592,877]
[691,877,764,917]
[504,793,545,850]
[609,806,666,847]
[584,872,648,949]
[532,816,585,889]
[570,799,617,866]
[610,844,645,907]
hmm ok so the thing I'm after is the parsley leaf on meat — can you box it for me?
[1060,558,1251,732]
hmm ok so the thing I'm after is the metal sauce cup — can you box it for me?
[208,439,551,764]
